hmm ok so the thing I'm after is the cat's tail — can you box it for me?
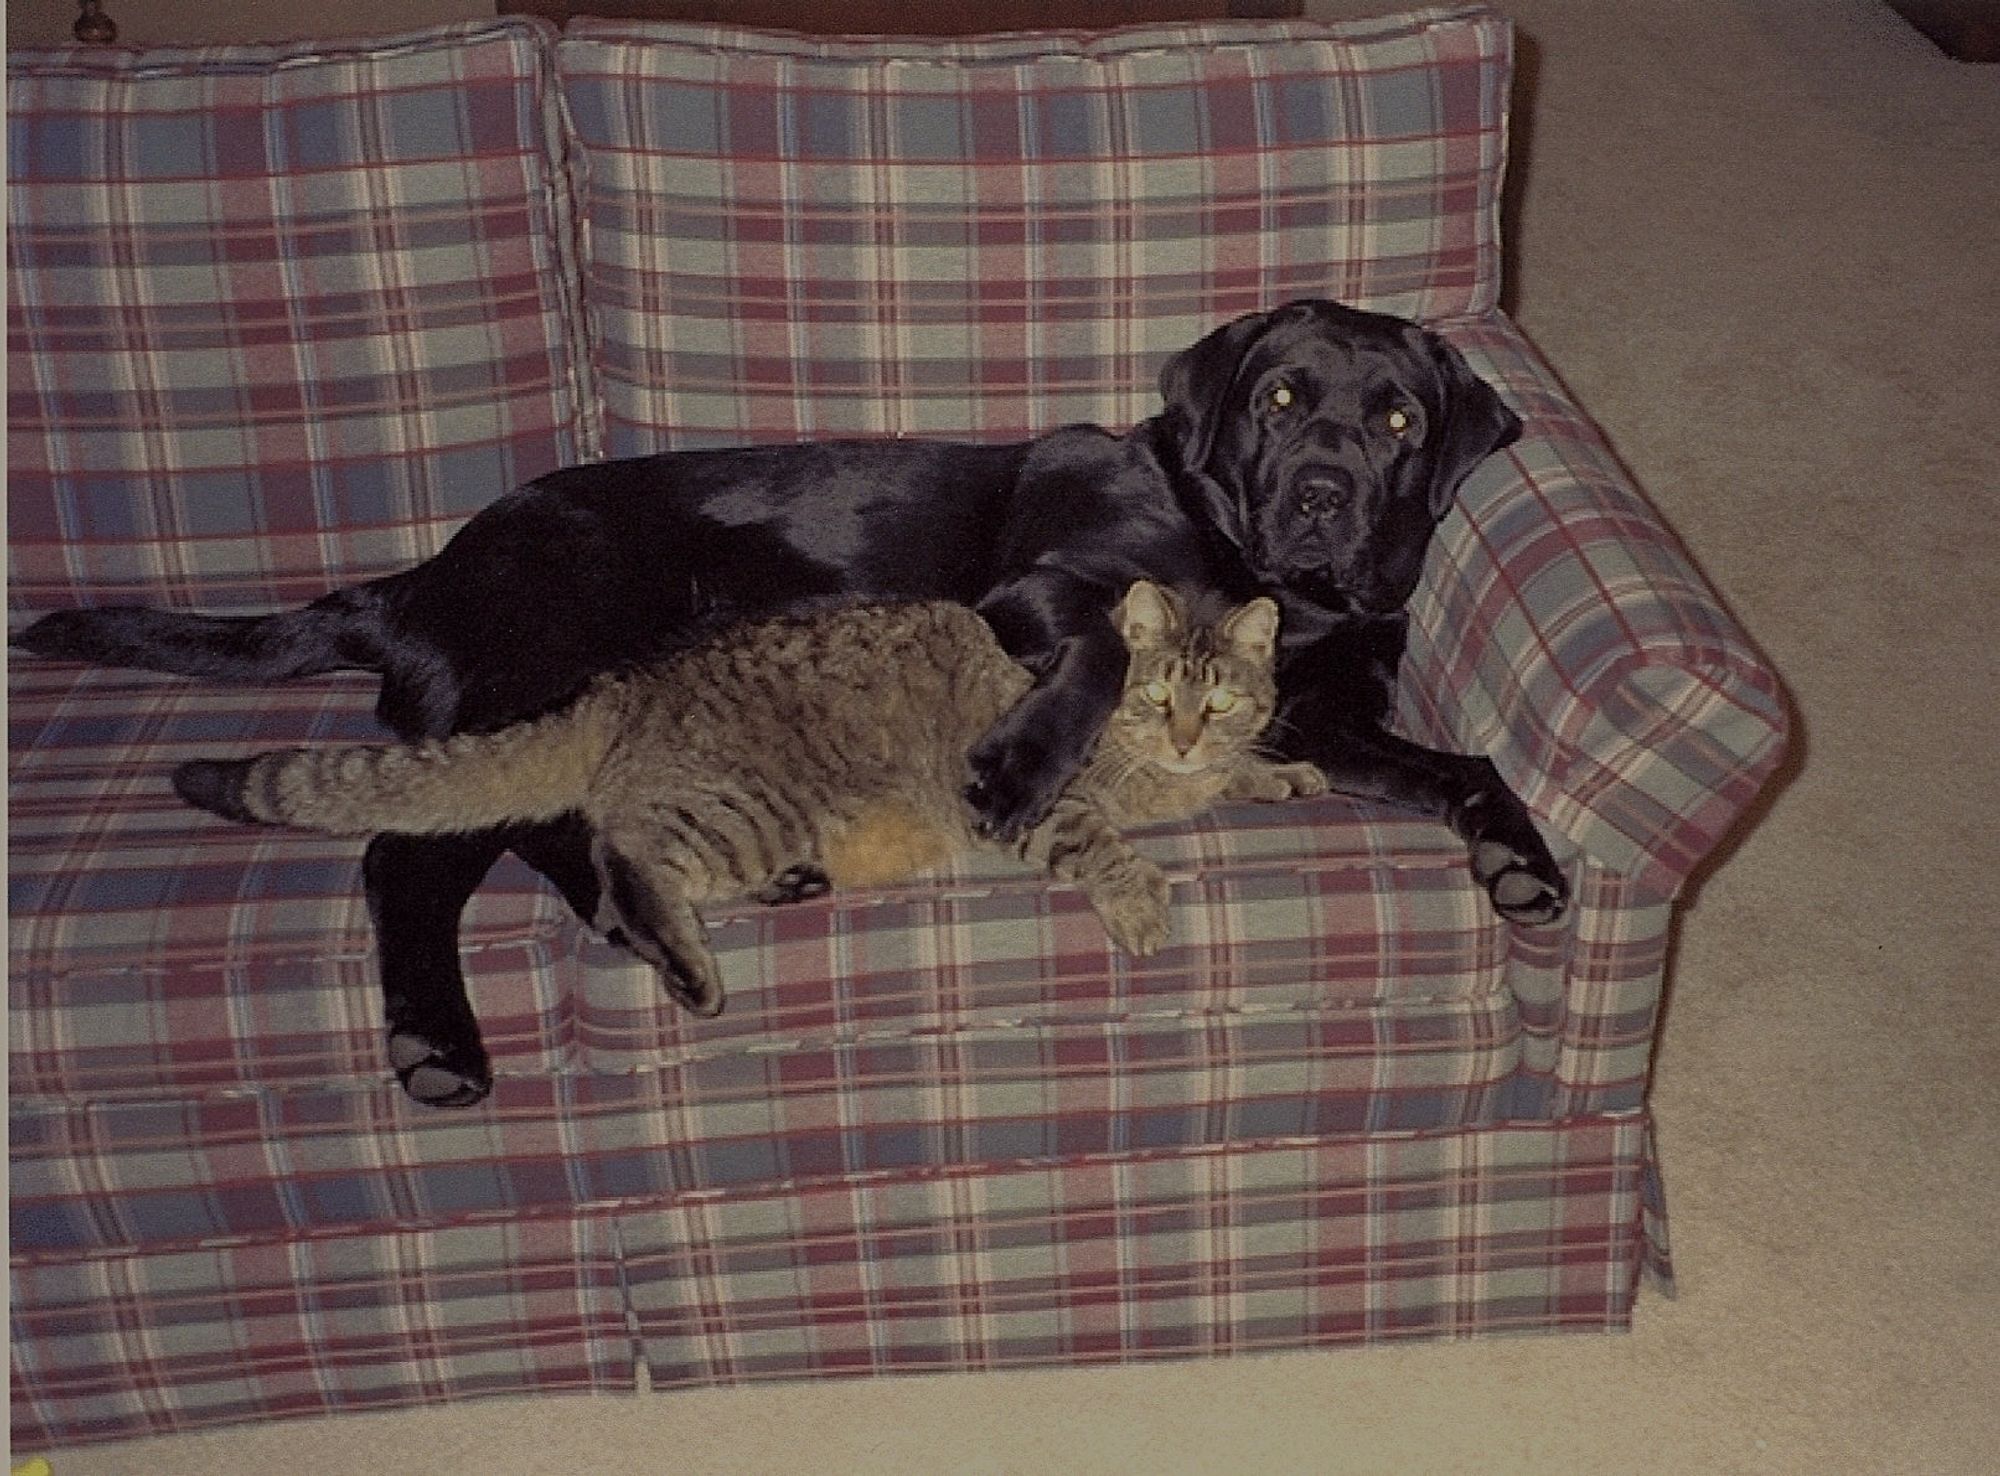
[173,688,618,837]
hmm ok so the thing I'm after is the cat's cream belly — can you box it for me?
[823,802,963,888]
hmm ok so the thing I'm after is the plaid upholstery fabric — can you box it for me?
[556,5,1511,453]
[9,1212,631,1450]
[6,664,580,1099]
[623,1119,1661,1381]
[4,658,1562,1251]
[8,1122,1664,1448]
[8,8,1783,1450]
[5,19,591,612]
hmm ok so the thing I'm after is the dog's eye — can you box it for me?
[1267,382,1295,414]
[1385,406,1412,437]
[1204,688,1238,715]
[1142,680,1172,707]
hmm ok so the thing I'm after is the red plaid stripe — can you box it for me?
[5,19,591,612]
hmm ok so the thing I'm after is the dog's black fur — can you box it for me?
[17,299,1567,1107]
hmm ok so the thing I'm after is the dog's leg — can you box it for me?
[967,581,1132,842]
[507,813,612,931]
[1294,728,1570,926]
[364,831,506,1107]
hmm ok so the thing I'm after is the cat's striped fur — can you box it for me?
[174,581,1325,1018]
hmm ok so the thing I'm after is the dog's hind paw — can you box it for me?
[387,1028,494,1109]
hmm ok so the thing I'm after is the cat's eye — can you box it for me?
[1204,688,1238,715]
[1386,406,1412,436]
[1267,382,1295,413]
[1142,679,1172,707]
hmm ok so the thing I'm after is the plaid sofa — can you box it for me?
[6,6,1787,1450]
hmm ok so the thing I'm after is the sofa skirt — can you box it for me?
[9,1113,1667,1450]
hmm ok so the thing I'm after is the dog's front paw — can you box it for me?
[1470,837,1569,926]
[1453,784,1571,927]
[1472,841,1568,925]
[964,732,1063,843]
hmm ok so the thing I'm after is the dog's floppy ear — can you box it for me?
[1423,332,1523,520]
[1158,309,1274,474]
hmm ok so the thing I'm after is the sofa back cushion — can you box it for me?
[557,4,1512,455]
[5,19,591,612]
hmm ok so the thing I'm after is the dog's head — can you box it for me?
[1160,299,1521,614]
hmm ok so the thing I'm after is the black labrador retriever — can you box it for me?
[17,299,1567,1106]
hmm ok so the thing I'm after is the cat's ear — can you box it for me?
[1116,580,1179,647]
[1220,596,1279,657]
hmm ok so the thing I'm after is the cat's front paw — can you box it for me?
[1225,760,1329,803]
[1089,861,1171,957]
[1266,761,1329,799]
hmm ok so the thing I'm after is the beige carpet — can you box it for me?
[41,1,1999,1471]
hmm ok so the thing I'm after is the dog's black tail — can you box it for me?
[12,584,389,682]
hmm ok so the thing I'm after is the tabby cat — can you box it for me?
[173,580,1325,1018]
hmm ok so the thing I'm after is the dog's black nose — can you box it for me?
[1295,471,1353,514]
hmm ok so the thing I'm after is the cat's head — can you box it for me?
[1103,581,1281,776]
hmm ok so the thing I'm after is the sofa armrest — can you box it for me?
[1398,315,1790,902]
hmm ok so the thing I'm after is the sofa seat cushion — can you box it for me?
[9,649,1539,1251]
[5,18,591,613]
[6,664,582,1098]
